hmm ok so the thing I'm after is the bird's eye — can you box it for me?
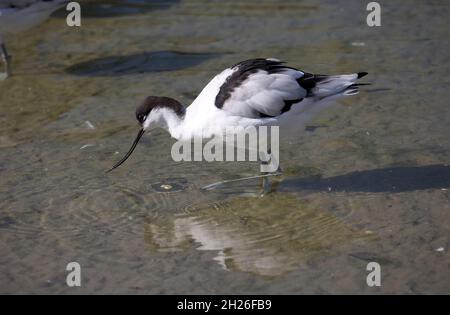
[137,114,147,124]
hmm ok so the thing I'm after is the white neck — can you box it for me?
[157,108,185,140]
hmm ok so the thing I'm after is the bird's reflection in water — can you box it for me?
[144,193,369,277]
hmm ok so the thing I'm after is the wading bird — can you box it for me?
[108,58,368,193]
[0,0,68,79]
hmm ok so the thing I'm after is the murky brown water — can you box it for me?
[0,0,449,294]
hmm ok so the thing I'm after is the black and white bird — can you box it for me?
[108,58,368,191]
[0,0,68,79]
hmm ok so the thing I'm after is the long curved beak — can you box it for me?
[106,128,145,173]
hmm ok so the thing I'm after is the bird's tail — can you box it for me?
[298,72,369,99]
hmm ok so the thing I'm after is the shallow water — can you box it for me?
[0,0,449,294]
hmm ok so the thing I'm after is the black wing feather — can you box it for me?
[215,58,299,111]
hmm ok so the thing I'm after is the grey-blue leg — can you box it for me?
[259,149,282,196]
[201,149,282,196]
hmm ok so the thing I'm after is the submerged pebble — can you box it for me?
[151,178,188,193]
[80,144,95,150]
[85,121,96,130]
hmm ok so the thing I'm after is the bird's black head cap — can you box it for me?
[136,96,185,125]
